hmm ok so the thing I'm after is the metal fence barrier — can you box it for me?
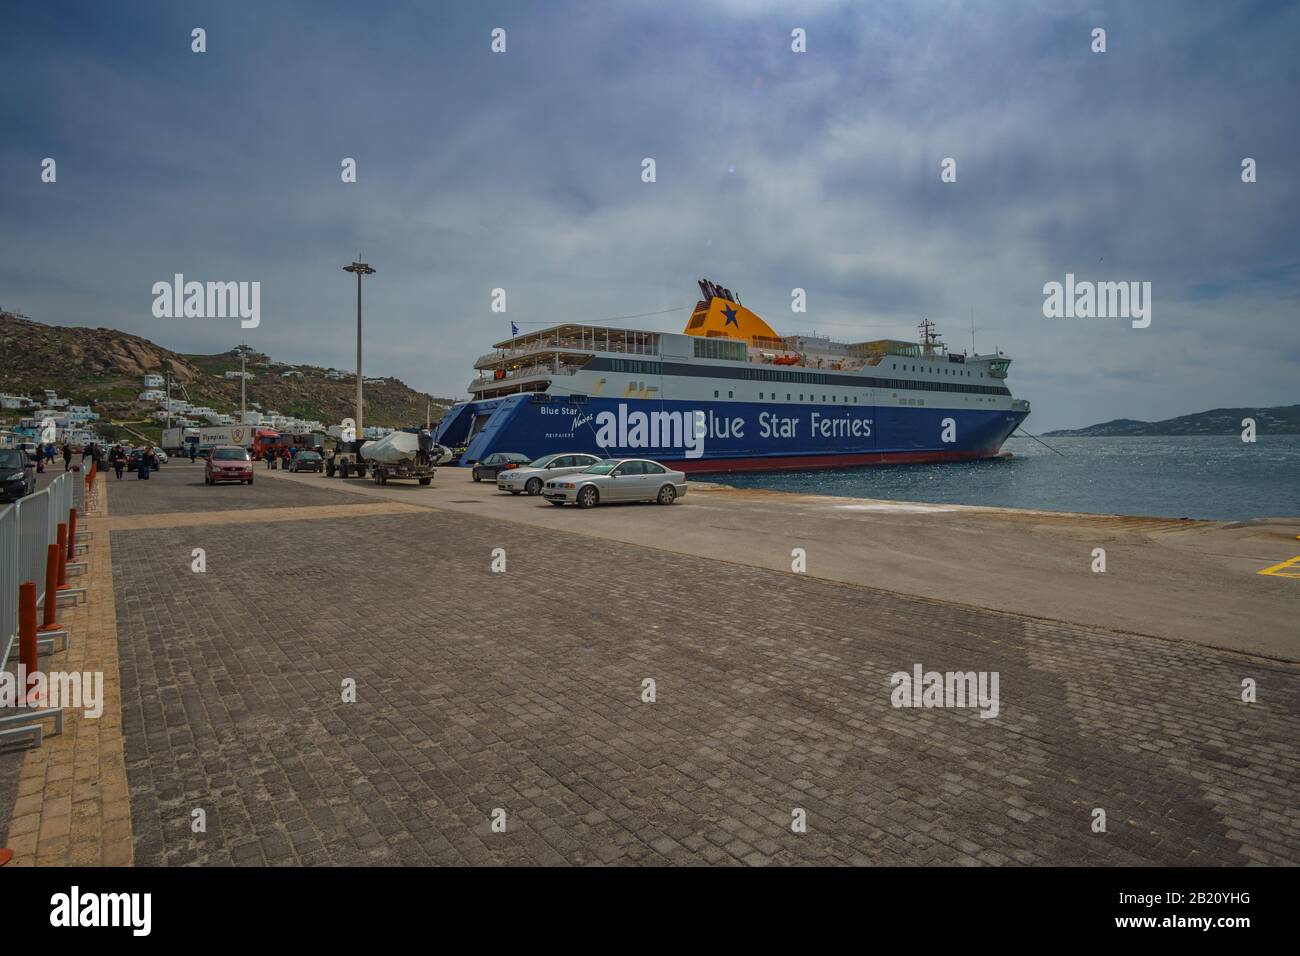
[1,473,73,670]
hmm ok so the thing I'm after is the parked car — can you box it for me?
[471,452,530,482]
[543,458,687,508]
[497,452,603,496]
[127,447,164,472]
[290,450,324,473]
[0,448,35,502]
[205,445,254,485]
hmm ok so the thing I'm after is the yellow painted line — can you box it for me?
[1258,555,1300,578]
[1257,536,1300,578]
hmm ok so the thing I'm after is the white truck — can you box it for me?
[164,425,279,457]
[161,427,200,454]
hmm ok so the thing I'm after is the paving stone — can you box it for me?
[9,465,1296,867]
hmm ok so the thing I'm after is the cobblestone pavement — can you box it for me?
[108,497,1300,866]
[103,460,370,516]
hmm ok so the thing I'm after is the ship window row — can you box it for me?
[892,362,981,378]
[608,359,661,375]
[693,338,749,362]
[719,365,1006,395]
[589,358,1009,396]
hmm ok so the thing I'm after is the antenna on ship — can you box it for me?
[970,308,976,356]
[918,318,942,356]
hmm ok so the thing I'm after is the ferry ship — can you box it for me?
[435,280,1030,473]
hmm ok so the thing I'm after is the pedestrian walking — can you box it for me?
[111,445,126,479]
[62,442,72,471]
[138,446,158,480]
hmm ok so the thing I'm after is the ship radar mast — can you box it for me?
[918,318,944,356]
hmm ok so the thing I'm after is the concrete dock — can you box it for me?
[2,462,1297,866]
[268,465,1300,661]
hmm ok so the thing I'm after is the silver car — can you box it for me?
[543,458,687,508]
[498,452,604,496]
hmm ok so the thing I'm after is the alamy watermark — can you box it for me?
[1,667,104,718]
[1042,273,1150,328]
[151,273,260,328]
[575,404,707,459]
[890,664,999,719]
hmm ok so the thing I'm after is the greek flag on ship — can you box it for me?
[437,279,1030,473]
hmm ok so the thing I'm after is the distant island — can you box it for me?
[1043,404,1300,437]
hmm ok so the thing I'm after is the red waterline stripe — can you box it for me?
[677,448,1003,474]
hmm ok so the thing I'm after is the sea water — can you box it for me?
[704,435,1300,521]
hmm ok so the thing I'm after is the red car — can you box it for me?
[205,445,254,485]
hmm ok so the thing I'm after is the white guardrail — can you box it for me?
[1,472,74,668]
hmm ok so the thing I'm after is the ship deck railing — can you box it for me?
[475,338,656,369]
[468,364,579,393]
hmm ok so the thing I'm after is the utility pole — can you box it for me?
[165,371,172,431]
[240,345,247,423]
[343,260,376,439]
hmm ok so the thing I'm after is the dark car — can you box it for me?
[290,450,323,473]
[0,448,36,502]
[471,452,530,482]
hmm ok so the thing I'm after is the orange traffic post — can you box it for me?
[19,581,39,703]
[67,507,77,560]
[56,523,68,588]
[39,543,62,631]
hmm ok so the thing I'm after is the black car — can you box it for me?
[290,450,323,473]
[471,452,530,482]
[0,448,36,502]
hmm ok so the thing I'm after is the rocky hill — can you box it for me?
[1044,405,1300,436]
[0,311,455,430]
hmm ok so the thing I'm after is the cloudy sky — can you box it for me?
[2,0,1296,431]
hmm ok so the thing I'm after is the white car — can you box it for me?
[497,452,604,496]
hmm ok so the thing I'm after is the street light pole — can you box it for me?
[342,260,375,439]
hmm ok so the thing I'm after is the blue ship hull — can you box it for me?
[437,395,1027,473]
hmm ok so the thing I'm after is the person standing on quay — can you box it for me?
[111,444,126,479]
[61,442,72,471]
